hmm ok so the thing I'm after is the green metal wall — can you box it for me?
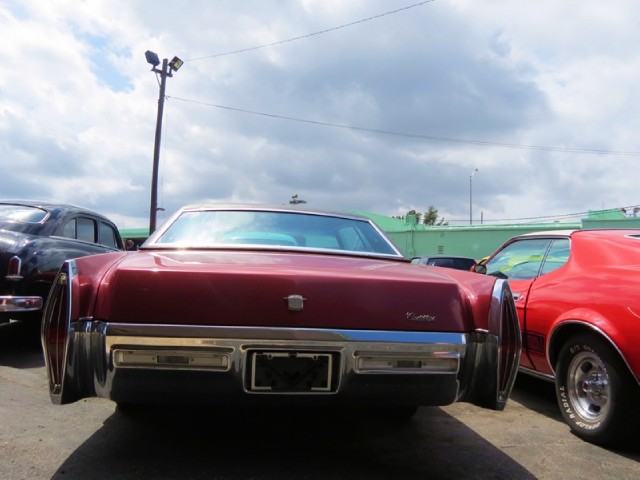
[354,210,640,260]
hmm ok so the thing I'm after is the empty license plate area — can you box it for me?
[249,351,335,393]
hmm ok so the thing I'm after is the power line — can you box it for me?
[185,1,436,62]
[446,205,640,224]
[169,96,640,157]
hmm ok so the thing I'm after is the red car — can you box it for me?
[475,229,640,444]
[42,204,520,417]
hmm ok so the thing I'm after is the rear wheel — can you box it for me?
[555,334,639,445]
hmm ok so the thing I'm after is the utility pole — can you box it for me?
[145,51,183,234]
[469,168,478,225]
[149,57,168,235]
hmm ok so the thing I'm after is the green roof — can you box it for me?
[349,210,407,231]
[120,227,150,239]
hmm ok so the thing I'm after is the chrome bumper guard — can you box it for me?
[0,295,43,312]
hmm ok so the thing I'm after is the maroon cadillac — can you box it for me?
[42,204,520,417]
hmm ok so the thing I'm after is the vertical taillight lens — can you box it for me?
[497,286,522,407]
[41,271,69,395]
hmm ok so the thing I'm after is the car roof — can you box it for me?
[178,203,371,221]
[514,228,640,240]
[0,199,108,218]
[516,229,577,238]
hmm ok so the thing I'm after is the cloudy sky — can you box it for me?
[1,0,639,230]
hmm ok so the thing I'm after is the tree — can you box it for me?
[402,207,448,226]
[422,206,448,226]
[406,209,422,224]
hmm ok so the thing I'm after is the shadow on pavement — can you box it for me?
[511,372,640,460]
[510,373,561,420]
[51,406,536,479]
[0,321,44,368]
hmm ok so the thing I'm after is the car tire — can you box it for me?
[555,333,639,445]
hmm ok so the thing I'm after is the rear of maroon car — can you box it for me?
[43,250,520,412]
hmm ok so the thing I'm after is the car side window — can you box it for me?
[77,217,96,243]
[540,238,570,275]
[61,219,77,239]
[99,221,120,249]
[62,217,97,243]
[485,238,552,280]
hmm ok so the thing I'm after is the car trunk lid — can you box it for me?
[93,250,477,332]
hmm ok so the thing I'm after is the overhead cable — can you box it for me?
[169,96,640,157]
[185,1,436,62]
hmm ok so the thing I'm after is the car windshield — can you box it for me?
[151,209,400,256]
[485,237,570,280]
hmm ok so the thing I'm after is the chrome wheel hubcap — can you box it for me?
[568,351,610,422]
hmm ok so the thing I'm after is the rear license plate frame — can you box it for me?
[249,351,334,393]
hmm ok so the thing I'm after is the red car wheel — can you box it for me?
[555,333,639,445]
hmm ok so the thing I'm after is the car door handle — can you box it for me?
[512,293,522,301]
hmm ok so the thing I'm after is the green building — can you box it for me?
[352,208,640,260]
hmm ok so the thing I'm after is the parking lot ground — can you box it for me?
[1,321,639,479]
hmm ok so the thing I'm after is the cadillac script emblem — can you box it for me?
[285,294,306,311]
[406,312,436,322]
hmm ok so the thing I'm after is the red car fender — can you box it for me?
[546,308,638,383]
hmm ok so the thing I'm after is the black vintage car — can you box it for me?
[0,200,123,326]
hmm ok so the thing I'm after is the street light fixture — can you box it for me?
[145,50,183,234]
[168,56,184,71]
[289,194,307,205]
[144,50,160,67]
[469,168,478,225]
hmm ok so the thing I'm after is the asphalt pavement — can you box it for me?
[1,320,639,479]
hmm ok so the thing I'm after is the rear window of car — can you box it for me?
[153,210,399,256]
[0,205,48,223]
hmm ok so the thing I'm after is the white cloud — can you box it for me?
[1,0,639,229]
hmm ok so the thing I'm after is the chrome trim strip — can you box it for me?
[103,324,468,351]
[0,295,43,312]
[518,365,554,383]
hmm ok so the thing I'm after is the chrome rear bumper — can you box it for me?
[54,322,479,407]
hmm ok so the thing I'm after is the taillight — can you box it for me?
[5,256,22,281]
[42,271,69,396]
[498,288,521,398]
